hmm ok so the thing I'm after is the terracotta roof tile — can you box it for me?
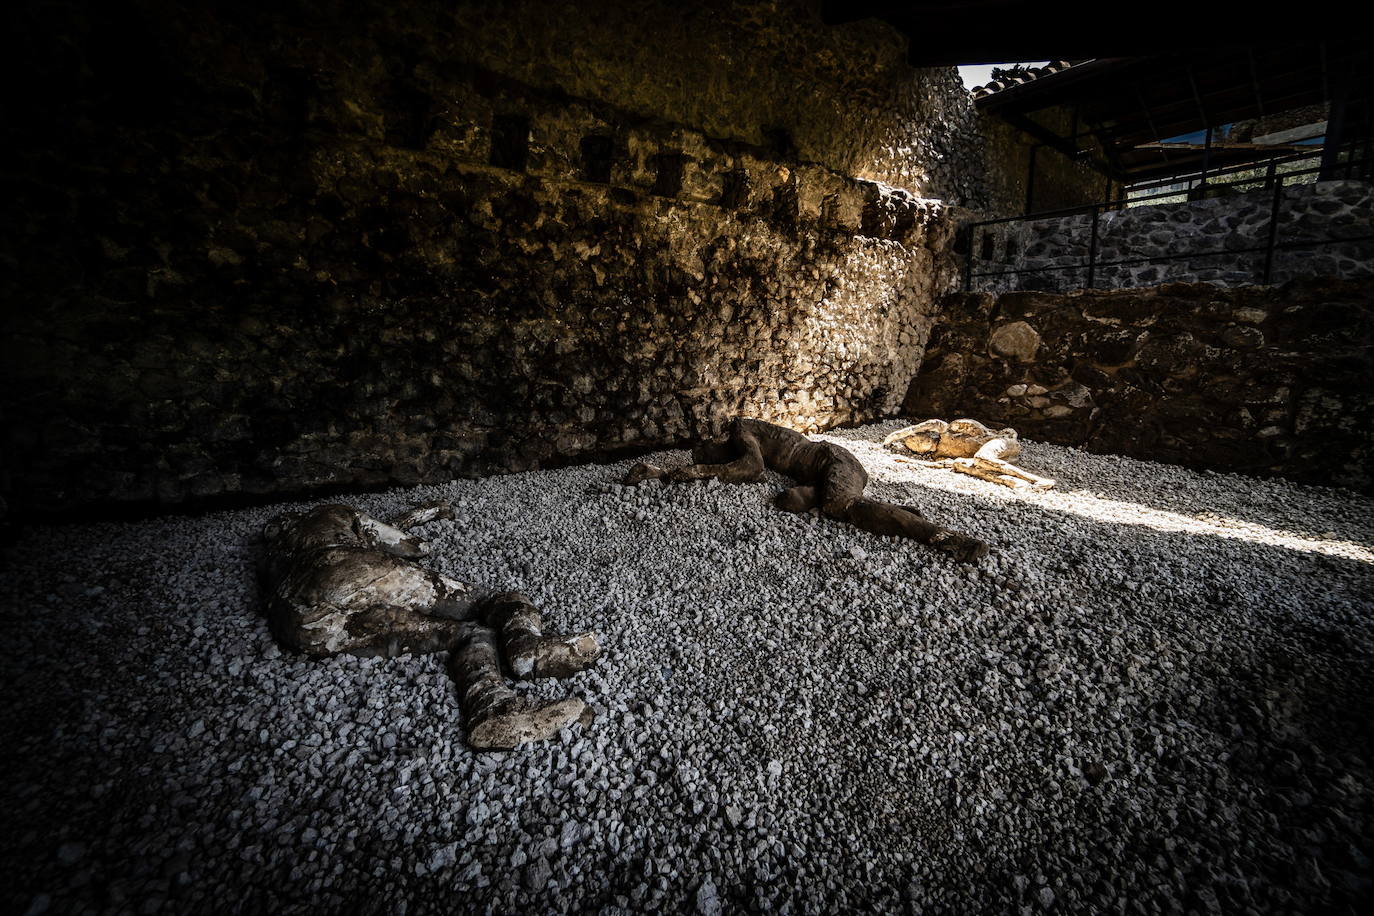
[970,60,1074,98]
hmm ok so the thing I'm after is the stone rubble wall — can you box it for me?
[969,180,1374,293]
[4,0,1076,516]
[906,279,1374,493]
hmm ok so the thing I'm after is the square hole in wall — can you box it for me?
[652,152,685,197]
[581,135,615,184]
[762,125,797,160]
[771,181,798,229]
[384,80,434,150]
[490,114,530,172]
[720,169,751,209]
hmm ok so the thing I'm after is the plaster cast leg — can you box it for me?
[337,604,472,658]
[482,591,600,680]
[840,497,989,563]
[449,624,588,751]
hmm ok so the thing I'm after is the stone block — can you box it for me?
[988,320,1041,362]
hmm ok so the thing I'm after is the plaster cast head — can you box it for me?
[904,431,943,455]
[265,504,428,559]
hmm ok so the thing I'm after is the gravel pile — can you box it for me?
[2,420,1372,914]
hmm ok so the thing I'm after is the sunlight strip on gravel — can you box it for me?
[827,434,1374,565]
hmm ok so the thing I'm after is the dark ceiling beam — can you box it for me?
[1119,148,1318,182]
[998,110,1119,178]
[1106,88,1332,147]
[1086,57,1328,115]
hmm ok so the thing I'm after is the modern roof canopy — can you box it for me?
[821,3,1371,187]
[969,45,1371,184]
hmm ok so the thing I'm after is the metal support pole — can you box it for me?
[1086,207,1101,289]
[1186,65,1213,195]
[1321,56,1354,181]
[1199,124,1214,191]
[1261,175,1285,284]
[963,226,976,291]
[1025,145,1038,215]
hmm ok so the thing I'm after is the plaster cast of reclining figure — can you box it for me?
[623,417,989,562]
[882,419,1056,490]
[260,502,599,750]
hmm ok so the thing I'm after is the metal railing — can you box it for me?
[963,140,1372,291]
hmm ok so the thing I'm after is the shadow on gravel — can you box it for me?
[874,482,1374,911]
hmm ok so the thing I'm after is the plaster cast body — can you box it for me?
[882,418,1057,490]
[260,502,599,749]
[624,417,989,562]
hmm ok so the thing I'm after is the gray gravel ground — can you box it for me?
[2,419,1372,915]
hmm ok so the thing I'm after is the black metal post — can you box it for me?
[963,226,975,291]
[1086,207,1101,289]
[1025,145,1038,215]
[1199,124,1213,191]
[1261,174,1285,284]
[1321,57,1354,181]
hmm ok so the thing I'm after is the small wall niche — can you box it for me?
[490,114,530,172]
[581,135,615,184]
[384,79,434,150]
[771,181,798,229]
[651,152,685,197]
[762,125,797,160]
[720,169,751,209]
